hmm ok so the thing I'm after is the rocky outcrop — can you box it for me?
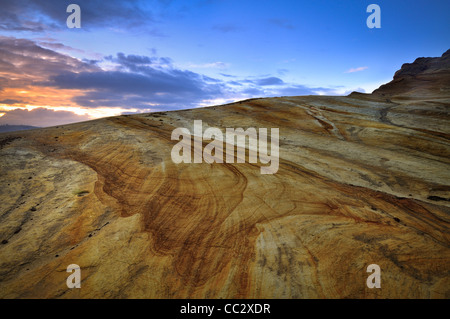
[0,51,449,299]
[372,49,450,98]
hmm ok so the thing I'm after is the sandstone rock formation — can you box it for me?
[372,49,450,98]
[0,51,449,298]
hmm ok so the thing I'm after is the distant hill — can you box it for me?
[0,124,39,133]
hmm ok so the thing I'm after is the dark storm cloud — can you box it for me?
[235,76,285,87]
[0,0,155,31]
[114,53,156,66]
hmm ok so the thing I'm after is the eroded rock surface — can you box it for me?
[0,52,449,298]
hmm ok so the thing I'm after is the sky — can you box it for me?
[0,0,449,127]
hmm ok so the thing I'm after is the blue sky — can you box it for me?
[0,0,449,126]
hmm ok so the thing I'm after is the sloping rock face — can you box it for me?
[0,52,449,299]
[372,49,450,98]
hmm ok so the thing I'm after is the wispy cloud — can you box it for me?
[255,77,285,86]
[277,69,289,76]
[345,66,369,73]
[219,73,237,78]
[37,41,86,55]
[186,62,229,69]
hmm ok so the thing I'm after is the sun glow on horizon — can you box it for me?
[0,103,153,128]
[0,104,147,118]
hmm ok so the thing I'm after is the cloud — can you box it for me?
[108,52,172,67]
[186,62,229,69]
[277,69,289,76]
[0,36,346,127]
[40,52,227,108]
[0,38,228,112]
[219,73,237,78]
[0,0,158,32]
[0,36,99,86]
[345,66,369,73]
[37,41,86,55]
[0,107,91,127]
[0,99,24,105]
[227,81,243,86]
[268,19,295,30]
[255,77,285,86]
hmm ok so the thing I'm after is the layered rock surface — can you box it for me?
[0,51,449,298]
[372,49,450,98]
